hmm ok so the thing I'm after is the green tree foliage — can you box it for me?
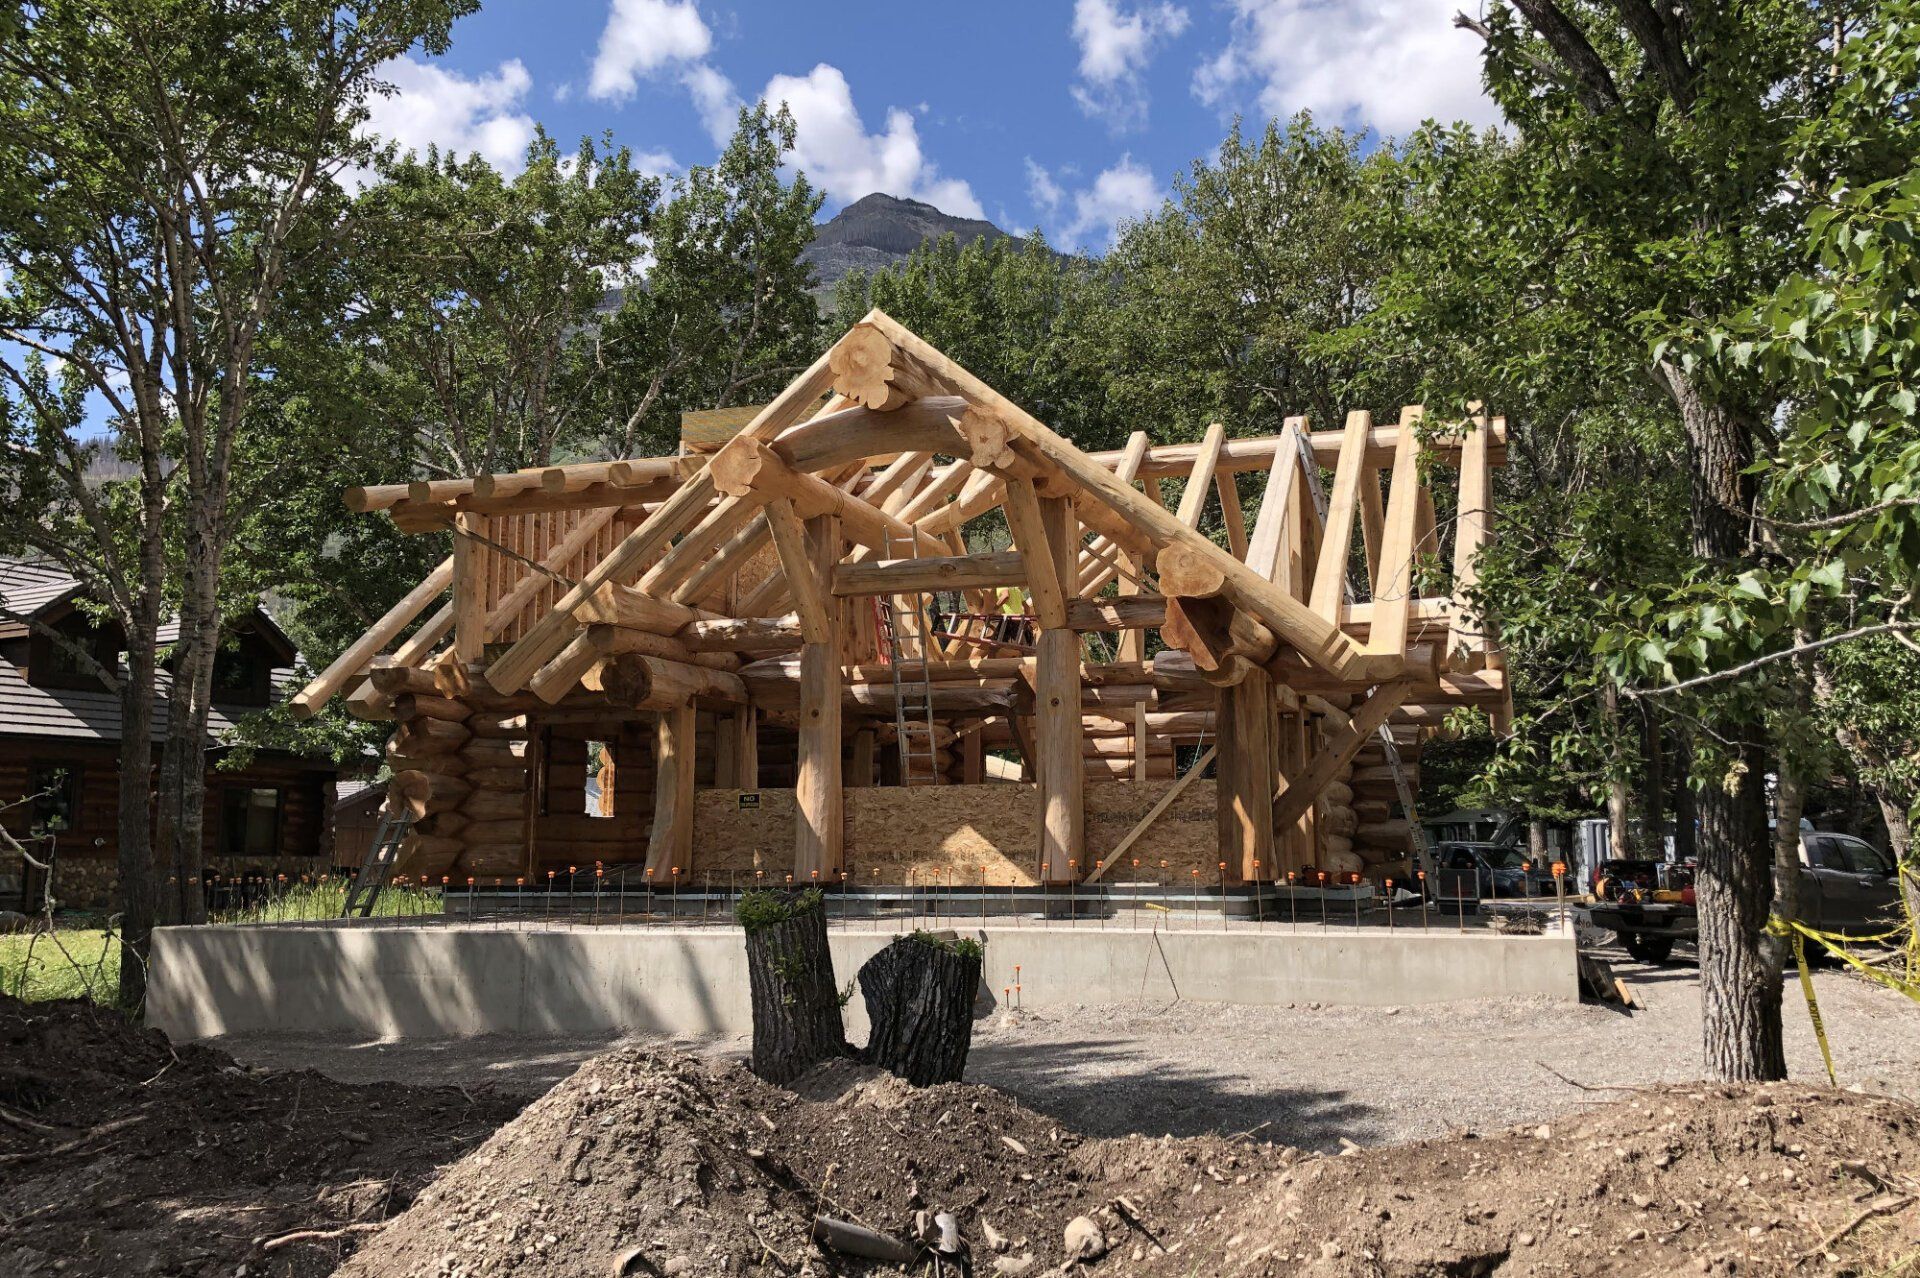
[256,105,823,760]
[1100,118,1417,445]
[350,129,659,476]
[0,0,473,991]
[592,105,824,459]
[828,232,1112,447]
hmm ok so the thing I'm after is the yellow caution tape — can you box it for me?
[1767,915,1920,1008]
[1791,931,1837,1086]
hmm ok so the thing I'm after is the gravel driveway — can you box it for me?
[215,944,1920,1153]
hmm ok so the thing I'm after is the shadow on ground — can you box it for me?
[967,1033,1375,1149]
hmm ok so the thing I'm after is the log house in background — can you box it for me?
[294,314,1510,890]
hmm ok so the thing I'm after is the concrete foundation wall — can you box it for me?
[148,923,1579,1042]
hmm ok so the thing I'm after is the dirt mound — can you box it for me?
[342,1048,1920,1278]
[338,1048,1282,1277]
[10,998,1918,1278]
[1122,1081,1920,1277]
[0,995,524,1278]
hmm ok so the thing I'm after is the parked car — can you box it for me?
[1430,842,1564,901]
[1589,831,1903,964]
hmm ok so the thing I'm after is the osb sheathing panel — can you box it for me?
[688,780,1224,885]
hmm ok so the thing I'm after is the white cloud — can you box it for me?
[1032,154,1160,250]
[588,0,714,102]
[632,149,681,179]
[761,64,982,217]
[1071,0,1189,130]
[1025,158,1065,216]
[358,57,538,181]
[1193,0,1497,135]
[684,62,742,144]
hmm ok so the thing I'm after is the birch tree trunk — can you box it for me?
[115,631,160,1009]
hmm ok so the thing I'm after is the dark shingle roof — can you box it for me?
[0,560,83,637]
[0,656,284,745]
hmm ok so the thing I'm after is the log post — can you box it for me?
[646,702,695,875]
[1035,496,1083,882]
[858,933,983,1086]
[796,514,844,879]
[740,891,850,1084]
[452,512,487,664]
[1218,669,1276,883]
[733,706,760,789]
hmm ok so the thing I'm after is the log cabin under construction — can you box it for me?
[293,313,1510,896]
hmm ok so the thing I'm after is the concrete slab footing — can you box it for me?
[147,924,1579,1042]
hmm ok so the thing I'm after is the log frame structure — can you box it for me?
[300,313,1511,889]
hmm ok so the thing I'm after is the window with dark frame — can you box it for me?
[220,786,283,857]
[27,764,80,834]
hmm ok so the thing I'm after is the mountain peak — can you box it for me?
[803,192,1016,297]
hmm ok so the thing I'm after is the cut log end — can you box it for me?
[957,407,1017,471]
[829,324,913,411]
[710,436,778,498]
[1156,542,1228,600]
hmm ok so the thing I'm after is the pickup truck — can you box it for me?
[1588,831,1904,964]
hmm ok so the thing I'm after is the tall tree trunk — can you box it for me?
[158,510,224,926]
[1673,736,1697,863]
[1640,702,1666,853]
[115,640,159,1010]
[1769,758,1805,969]
[1603,684,1635,857]
[1659,359,1783,1082]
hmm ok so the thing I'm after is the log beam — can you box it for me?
[1272,682,1411,826]
[290,556,453,717]
[831,550,1027,596]
[1218,668,1277,882]
[1369,407,1425,658]
[485,343,837,695]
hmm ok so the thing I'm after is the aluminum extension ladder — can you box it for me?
[342,808,412,918]
[879,531,943,785]
[1292,431,1436,887]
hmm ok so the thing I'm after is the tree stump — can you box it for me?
[740,890,849,1084]
[858,931,983,1086]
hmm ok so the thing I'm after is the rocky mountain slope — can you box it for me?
[803,192,1020,296]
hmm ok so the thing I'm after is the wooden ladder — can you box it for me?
[880,531,943,785]
[342,808,413,918]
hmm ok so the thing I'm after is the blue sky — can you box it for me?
[377,1,1499,251]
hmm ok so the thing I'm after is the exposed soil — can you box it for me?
[0,995,524,1278]
[336,1047,1278,1278]
[338,1045,1920,1278]
[8,990,1920,1278]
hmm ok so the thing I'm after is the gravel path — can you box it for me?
[216,945,1920,1153]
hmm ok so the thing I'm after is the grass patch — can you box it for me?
[0,926,120,1004]
[213,880,444,924]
